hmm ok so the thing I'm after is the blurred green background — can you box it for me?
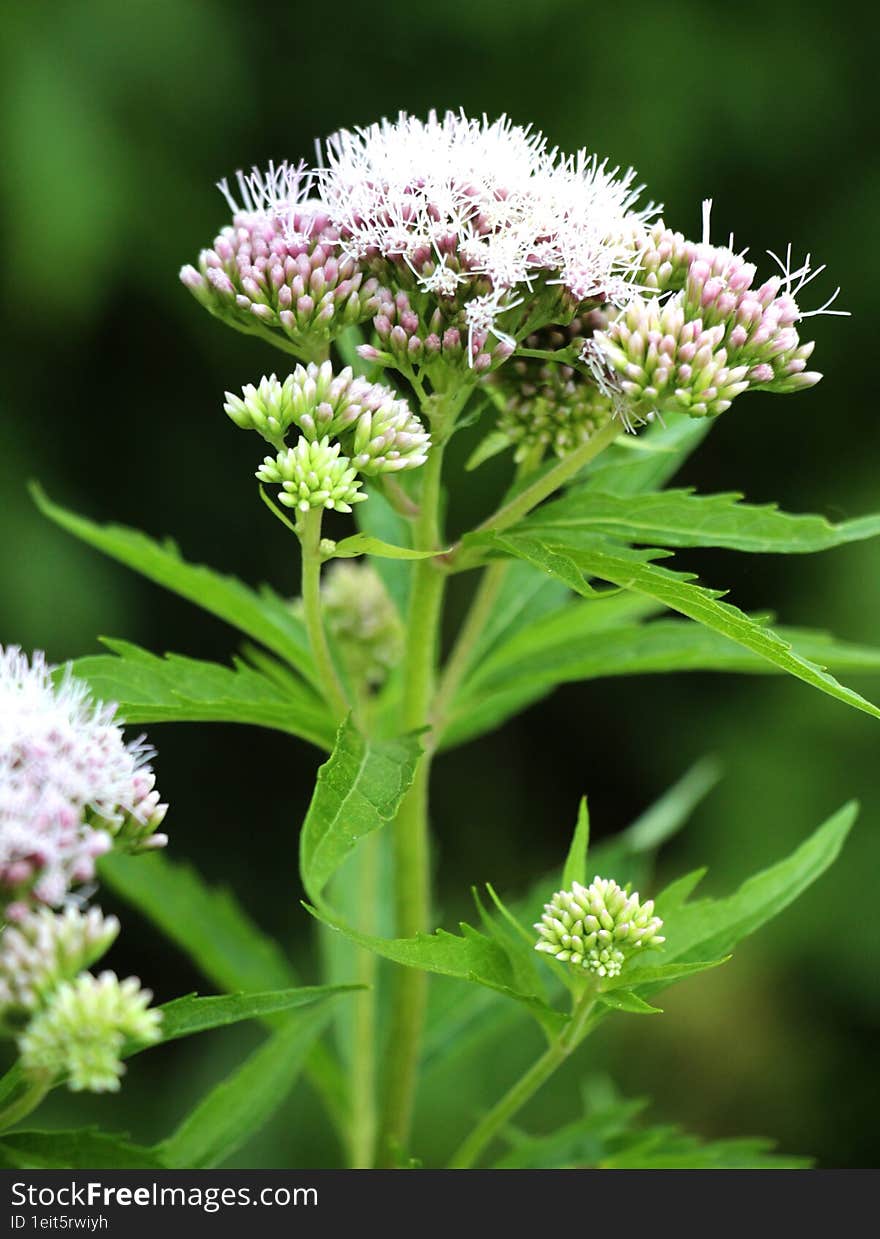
[1,0,878,1168]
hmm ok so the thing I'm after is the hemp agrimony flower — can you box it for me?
[534,877,665,979]
[180,161,382,360]
[0,647,168,919]
[19,971,162,1093]
[257,437,367,514]
[0,906,119,1024]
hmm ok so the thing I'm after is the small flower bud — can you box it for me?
[0,906,119,1023]
[257,436,366,513]
[320,562,404,689]
[534,876,665,979]
[18,971,162,1093]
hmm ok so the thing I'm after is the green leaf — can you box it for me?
[300,718,421,905]
[524,487,880,554]
[562,798,590,890]
[602,1127,811,1169]
[100,851,296,995]
[657,802,856,965]
[156,1003,336,1169]
[331,532,441,560]
[71,640,335,750]
[145,985,362,1051]
[596,988,663,1015]
[580,411,712,496]
[99,851,353,1132]
[305,903,566,1032]
[468,561,573,668]
[491,532,880,723]
[31,484,316,683]
[354,485,412,616]
[605,958,729,991]
[492,1097,648,1169]
[0,1130,163,1170]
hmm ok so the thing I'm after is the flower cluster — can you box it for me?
[320,562,404,689]
[588,207,839,421]
[180,161,382,360]
[0,647,167,920]
[0,906,119,1024]
[319,111,655,369]
[19,971,161,1093]
[534,876,665,979]
[226,363,430,514]
[491,316,614,461]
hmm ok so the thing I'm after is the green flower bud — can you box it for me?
[534,876,665,979]
[321,562,404,689]
[19,971,162,1093]
[256,436,366,514]
[0,907,119,1026]
[223,373,297,443]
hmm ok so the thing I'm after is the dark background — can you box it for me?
[1,0,878,1167]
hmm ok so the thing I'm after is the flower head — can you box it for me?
[320,562,403,689]
[319,110,656,371]
[180,160,382,360]
[19,971,162,1093]
[257,436,366,513]
[0,648,167,919]
[534,876,665,979]
[0,906,119,1022]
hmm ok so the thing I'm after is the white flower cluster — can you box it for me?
[0,647,167,918]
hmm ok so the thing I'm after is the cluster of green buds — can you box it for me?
[0,905,160,1092]
[320,562,404,689]
[19,972,161,1094]
[224,363,430,515]
[534,876,665,979]
[490,316,615,462]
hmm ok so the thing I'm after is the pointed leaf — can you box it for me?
[331,532,442,560]
[597,989,663,1015]
[491,532,880,723]
[31,484,316,682]
[71,641,334,749]
[300,718,421,904]
[156,1003,336,1169]
[525,487,880,554]
[0,1130,163,1170]
[562,799,590,890]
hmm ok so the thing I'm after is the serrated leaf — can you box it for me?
[145,985,362,1051]
[657,802,856,965]
[597,988,663,1015]
[0,1130,163,1170]
[31,484,316,683]
[99,851,348,1133]
[300,718,421,904]
[305,903,567,1033]
[331,533,442,560]
[525,487,880,554]
[71,640,335,750]
[562,799,590,890]
[605,958,728,991]
[156,1003,336,1169]
[602,1127,811,1169]
[490,532,880,723]
[580,411,712,496]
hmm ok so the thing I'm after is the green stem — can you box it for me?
[0,1070,51,1133]
[378,441,447,1165]
[299,507,351,722]
[449,418,623,571]
[348,832,380,1168]
[448,985,598,1169]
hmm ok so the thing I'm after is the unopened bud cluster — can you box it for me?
[535,876,665,979]
[320,562,403,688]
[492,317,614,461]
[0,906,119,1023]
[180,162,382,360]
[225,362,430,514]
[19,971,161,1093]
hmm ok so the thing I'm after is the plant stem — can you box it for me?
[0,1070,51,1133]
[348,832,380,1168]
[449,418,623,571]
[299,507,351,722]
[378,441,447,1165]
[447,985,598,1169]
